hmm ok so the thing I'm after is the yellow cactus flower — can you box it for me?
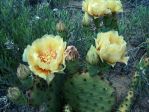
[107,0,123,12]
[86,45,99,65]
[95,31,129,66]
[22,35,66,82]
[82,0,111,17]
[82,0,123,17]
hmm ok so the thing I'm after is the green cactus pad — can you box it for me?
[130,72,140,90]
[30,74,65,112]
[118,90,134,112]
[117,72,140,112]
[63,72,116,112]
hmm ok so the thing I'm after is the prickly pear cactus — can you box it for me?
[63,72,116,112]
[8,73,65,112]
[30,74,65,112]
[118,72,140,112]
[117,90,134,112]
[103,13,119,31]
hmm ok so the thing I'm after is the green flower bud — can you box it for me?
[7,87,21,101]
[82,13,91,26]
[56,21,66,32]
[64,105,72,112]
[86,45,99,65]
[17,64,31,80]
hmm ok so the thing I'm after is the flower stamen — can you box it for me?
[39,50,57,64]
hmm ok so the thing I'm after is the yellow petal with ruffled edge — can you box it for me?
[82,0,123,17]
[107,0,123,13]
[95,31,129,66]
[82,0,111,17]
[22,35,66,81]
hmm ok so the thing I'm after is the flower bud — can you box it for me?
[17,64,31,80]
[140,54,149,67]
[144,57,149,66]
[65,46,79,61]
[82,13,91,26]
[64,105,72,112]
[56,21,66,32]
[7,87,21,101]
[86,45,99,65]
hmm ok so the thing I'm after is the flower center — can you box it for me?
[39,49,57,64]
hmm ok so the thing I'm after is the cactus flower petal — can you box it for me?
[95,31,129,66]
[22,35,66,81]
[82,0,123,17]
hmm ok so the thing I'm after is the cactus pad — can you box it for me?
[117,72,140,112]
[63,72,116,112]
[118,90,134,112]
[30,74,65,112]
